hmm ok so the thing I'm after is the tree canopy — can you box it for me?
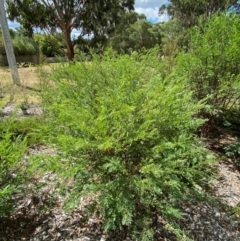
[109,12,161,54]
[159,0,235,27]
[6,0,135,60]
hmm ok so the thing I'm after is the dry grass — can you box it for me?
[0,65,53,104]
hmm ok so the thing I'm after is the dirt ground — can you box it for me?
[0,65,52,103]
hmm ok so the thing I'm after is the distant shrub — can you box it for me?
[0,36,39,56]
[12,36,39,56]
[176,14,240,135]
[43,51,215,240]
[34,33,64,57]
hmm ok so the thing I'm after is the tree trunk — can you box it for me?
[0,0,20,85]
[64,28,74,61]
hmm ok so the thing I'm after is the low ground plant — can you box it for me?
[42,51,215,240]
[224,139,240,169]
[0,103,45,216]
[0,110,27,216]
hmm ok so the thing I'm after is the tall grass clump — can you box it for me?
[176,14,240,135]
[43,51,215,240]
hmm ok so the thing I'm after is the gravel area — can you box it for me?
[1,103,43,117]
[212,160,240,207]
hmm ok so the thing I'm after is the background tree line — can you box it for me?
[4,0,238,60]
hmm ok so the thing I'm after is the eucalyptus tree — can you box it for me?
[6,0,135,60]
[110,12,162,54]
[159,0,234,27]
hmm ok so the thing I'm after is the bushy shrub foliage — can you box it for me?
[34,33,64,57]
[0,36,39,56]
[12,36,39,56]
[0,103,45,216]
[0,114,27,216]
[224,139,240,169]
[43,51,215,240]
[176,14,240,133]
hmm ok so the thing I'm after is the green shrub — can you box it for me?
[0,33,38,56]
[0,115,27,216]
[0,104,45,216]
[224,139,240,169]
[176,14,240,133]
[8,117,45,147]
[34,33,64,57]
[43,51,215,240]
[12,36,39,56]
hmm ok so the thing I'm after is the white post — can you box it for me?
[0,0,20,85]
